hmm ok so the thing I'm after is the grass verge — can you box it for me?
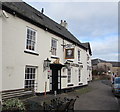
[74,86,93,95]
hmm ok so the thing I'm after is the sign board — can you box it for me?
[65,48,74,59]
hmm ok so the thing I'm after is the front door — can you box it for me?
[52,69,58,92]
[50,64,63,94]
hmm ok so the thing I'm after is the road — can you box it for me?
[75,80,120,111]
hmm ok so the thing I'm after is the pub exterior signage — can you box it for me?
[65,48,74,59]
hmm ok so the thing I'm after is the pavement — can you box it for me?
[24,80,120,111]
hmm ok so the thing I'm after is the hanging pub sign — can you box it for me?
[65,48,74,59]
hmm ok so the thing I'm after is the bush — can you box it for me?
[2,98,25,112]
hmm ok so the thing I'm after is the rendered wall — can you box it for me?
[2,11,90,93]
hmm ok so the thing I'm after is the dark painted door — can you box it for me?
[50,64,63,93]
[52,69,58,92]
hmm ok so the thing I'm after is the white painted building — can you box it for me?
[0,2,92,101]
[82,43,92,82]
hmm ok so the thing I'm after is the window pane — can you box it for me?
[27,34,29,39]
[25,74,27,79]
[32,36,35,41]
[78,50,80,61]
[30,30,32,35]
[33,32,36,37]
[29,35,32,40]
[32,68,35,73]
[30,74,32,79]
[27,29,30,35]
[78,68,81,82]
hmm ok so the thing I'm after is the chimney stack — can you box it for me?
[41,8,44,14]
[60,20,68,29]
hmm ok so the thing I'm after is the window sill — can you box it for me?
[79,83,83,85]
[66,60,73,62]
[78,61,82,64]
[67,84,74,87]
[24,50,39,56]
[61,76,67,78]
[51,55,59,59]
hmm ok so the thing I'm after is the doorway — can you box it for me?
[50,64,64,94]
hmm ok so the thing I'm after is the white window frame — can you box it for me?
[25,27,37,53]
[67,68,72,83]
[24,66,37,90]
[87,54,90,61]
[78,49,81,61]
[51,38,57,56]
[78,68,81,82]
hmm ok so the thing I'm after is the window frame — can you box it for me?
[24,66,37,90]
[87,54,90,61]
[51,38,57,56]
[25,27,37,53]
[78,68,81,82]
[78,49,81,62]
[67,68,72,83]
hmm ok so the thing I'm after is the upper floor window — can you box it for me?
[51,38,57,56]
[78,50,80,61]
[26,27,36,51]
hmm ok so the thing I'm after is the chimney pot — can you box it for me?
[60,20,68,29]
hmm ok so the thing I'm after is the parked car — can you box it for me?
[112,77,120,96]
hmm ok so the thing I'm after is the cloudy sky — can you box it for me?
[23,0,118,61]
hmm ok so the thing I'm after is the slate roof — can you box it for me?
[92,59,120,67]
[1,2,87,50]
[108,62,120,67]
[82,42,92,55]
[92,59,106,65]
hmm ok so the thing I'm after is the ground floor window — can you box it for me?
[68,68,71,83]
[78,68,81,82]
[25,66,36,89]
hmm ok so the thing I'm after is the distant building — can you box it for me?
[82,43,92,81]
[92,59,120,76]
[108,62,120,76]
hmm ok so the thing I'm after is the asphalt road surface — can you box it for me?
[75,80,119,111]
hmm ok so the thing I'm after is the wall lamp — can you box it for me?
[44,58,51,67]
[64,61,70,68]
[43,58,51,71]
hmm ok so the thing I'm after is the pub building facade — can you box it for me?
[0,1,92,101]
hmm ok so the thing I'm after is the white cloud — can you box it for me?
[91,36,118,61]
